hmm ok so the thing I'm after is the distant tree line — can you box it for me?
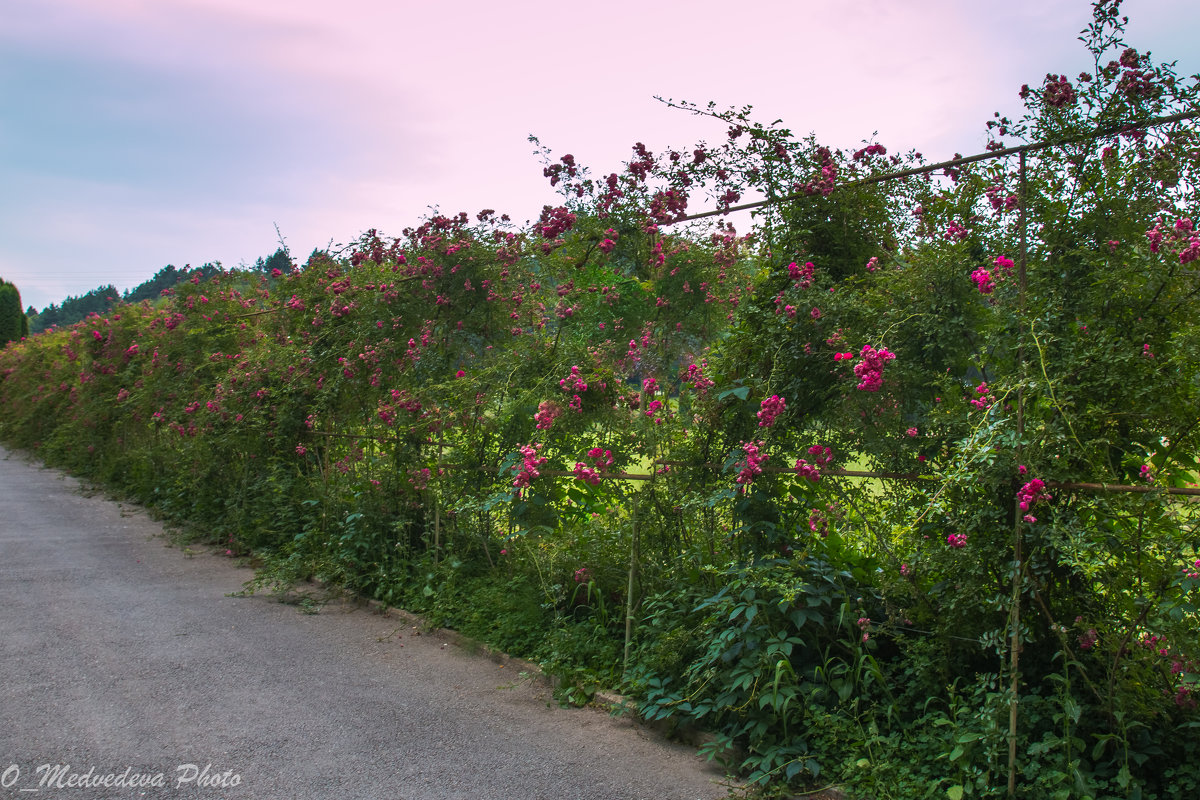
[30,284,122,334]
[252,248,294,277]
[26,247,307,334]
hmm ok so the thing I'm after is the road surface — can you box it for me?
[0,446,729,800]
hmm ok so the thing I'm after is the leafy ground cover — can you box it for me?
[2,3,1198,797]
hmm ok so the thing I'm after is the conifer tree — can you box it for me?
[0,279,24,346]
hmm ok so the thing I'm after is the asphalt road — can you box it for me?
[0,446,729,800]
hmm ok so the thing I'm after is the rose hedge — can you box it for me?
[2,3,1199,796]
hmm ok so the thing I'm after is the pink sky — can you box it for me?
[2,0,1196,311]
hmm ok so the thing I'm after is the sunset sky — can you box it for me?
[2,0,1197,312]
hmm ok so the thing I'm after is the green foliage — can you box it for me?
[0,278,23,346]
[254,248,294,275]
[29,284,119,333]
[632,552,880,786]
[30,263,228,333]
[121,264,193,304]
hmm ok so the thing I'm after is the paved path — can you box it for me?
[0,446,728,800]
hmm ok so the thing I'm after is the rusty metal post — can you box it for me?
[1008,148,1029,800]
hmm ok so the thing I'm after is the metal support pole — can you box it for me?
[623,496,641,679]
[1007,149,1029,800]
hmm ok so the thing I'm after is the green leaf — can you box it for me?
[947,786,965,800]
[718,385,750,401]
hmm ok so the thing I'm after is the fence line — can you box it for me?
[307,431,1200,495]
[667,110,1198,224]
